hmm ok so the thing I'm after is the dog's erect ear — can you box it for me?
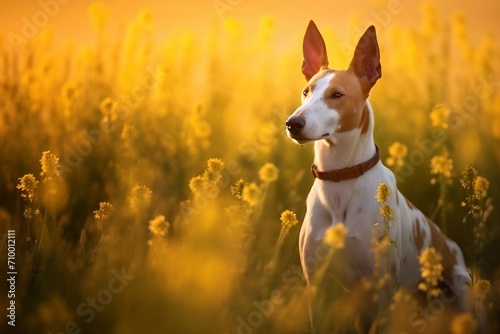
[349,25,382,92]
[302,20,329,81]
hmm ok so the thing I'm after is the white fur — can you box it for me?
[290,73,339,143]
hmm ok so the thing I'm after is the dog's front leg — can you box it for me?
[301,236,339,334]
[299,188,333,333]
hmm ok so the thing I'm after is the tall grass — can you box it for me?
[1,2,499,333]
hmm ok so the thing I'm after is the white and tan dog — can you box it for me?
[286,21,471,331]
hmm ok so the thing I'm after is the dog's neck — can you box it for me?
[313,101,376,172]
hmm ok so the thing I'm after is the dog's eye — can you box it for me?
[302,88,309,97]
[332,92,343,99]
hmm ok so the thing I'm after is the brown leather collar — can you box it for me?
[311,145,380,182]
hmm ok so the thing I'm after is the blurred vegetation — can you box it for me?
[0,2,499,333]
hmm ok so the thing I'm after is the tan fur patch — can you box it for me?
[411,218,425,252]
[424,216,458,280]
[321,69,369,133]
[405,197,417,210]
[359,105,370,134]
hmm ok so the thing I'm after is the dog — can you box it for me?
[285,21,471,332]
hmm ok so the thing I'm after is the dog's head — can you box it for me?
[286,21,381,144]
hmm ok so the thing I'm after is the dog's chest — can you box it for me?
[318,182,354,219]
[315,179,381,238]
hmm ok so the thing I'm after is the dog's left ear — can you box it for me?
[349,25,382,92]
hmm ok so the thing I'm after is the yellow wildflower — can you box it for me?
[390,288,417,312]
[386,142,407,168]
[418,247,443,297]
[100,97,117,124]
[148,215,170,237]
[89,2,109,33]
[129,185,152,211]
[430,104,450,129]
[204,158,224,182]
[430,155,453,178]
[258,16,275,46]
[259,163,279,183]
[450,313,477,334]
[23,207,40,220]
[422,2,438,37]
[374,234,391,252]
[61,82,77,106]
[40,151,61,181]
[93,202,113,220]
[230,179,245,200]
[223,17,243,37]
[380,203,394,220]
[38,296,72,327]
[194,121,212,139]
[375,183,391,203]
[460,166,478,190]
[100,97,116,115]
[473,279,491,298]
[121,124,138,142]
[451,12,472,57]
[17,174,39,202]
[280,210,298,228]
[324,223,348,250]
[242,183,261,207]
[189,175,206,194]
[207,158,224,174]
[460,166,482,225]
[474,176,489,199]
[375,183,396,248]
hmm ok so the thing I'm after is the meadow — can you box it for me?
[0,2,499,333]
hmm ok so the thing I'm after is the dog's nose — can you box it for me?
[286,117,305,136]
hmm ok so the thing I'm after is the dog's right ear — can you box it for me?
[302,20,329,81]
